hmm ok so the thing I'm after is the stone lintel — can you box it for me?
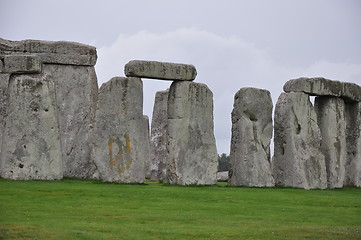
[2,55,42,74]
[0,38,97,66]
[283,77,361,102]
[124,60,197,81]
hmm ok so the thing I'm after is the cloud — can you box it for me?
[95,28,361,154]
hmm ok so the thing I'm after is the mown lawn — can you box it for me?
[0,178,360,240]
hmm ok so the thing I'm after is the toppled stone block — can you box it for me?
[0,38,97,66]
[283,77,361,102]
[124,60,197,81]
[217,171,229,182]
[91,77,146,183]
[2,55,42,74]
[43,64,99,179]
[315,97,346,188]
[344,102,361,187]
[150,90,169,181]
[0,73,62,180]
[228,88,274,187]
[165,81,218,185]
[273,92,327,189]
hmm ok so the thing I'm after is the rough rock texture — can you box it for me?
[124,60,197,81]
[0,73,62,180]
[142,115,151,179]
[283,77,361,102]
[344,102,361,187]
[91,77,147,183]
[43,64,99,179]
[165,81,218,185]
[0,38,97,66]
[315,97,346,188]
[273,92,327,189]
[228,88,274,187]
[149,90,169,181]
[217,171,228,182]
[1,55,42,74]
[0,73,10,168]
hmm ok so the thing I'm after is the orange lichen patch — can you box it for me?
[108,134,133,174]
[125,133,131,151]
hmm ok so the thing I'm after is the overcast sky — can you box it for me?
[1,0,360,154]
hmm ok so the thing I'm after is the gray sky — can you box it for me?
[1,0,361,154]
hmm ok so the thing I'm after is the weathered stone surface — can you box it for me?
[344,102,361,187]
[283,77,361,102]
[228,88,274,187]
[165,81,218,185]
[149,90,169,181]
[0,73,62,180]
[2,55,42,74]
[217,171,228,182]
[0,38,97,66]
[273,92,327,189]
[0,73,10,170]
[141,115,151,179]
[315,97,346,188]
[91,77,146,183]
[124,60,197,81]
[43,64,99,179]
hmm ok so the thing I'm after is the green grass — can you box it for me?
[0,179,360,240]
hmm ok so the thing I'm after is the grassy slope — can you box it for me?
[0,179,360,240]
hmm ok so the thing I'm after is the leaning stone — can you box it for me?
[228,88,274,187]
[344,102,361,187]
[272,92,327,189]
[315,97,346,188]
[165,81,218,185]
[149,89,169,181]
[0,73,62,180]
[124,60,197,81]
[0,38,97,66]
[91,77,146,183]
[2,55,42,74]
[43,64,99,179]
[283,77,361,102]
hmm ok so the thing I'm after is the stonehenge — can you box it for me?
[0,38,360,189]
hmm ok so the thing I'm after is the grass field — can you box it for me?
[0,179,360,240]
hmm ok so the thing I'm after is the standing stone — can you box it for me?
[228,88,274,187]
[0,73,62,180]
[273,92,327,189]
[124,60,197,81]
[1,38,99,179]
[91,77,146,183]
[141,115,151,179]
[149,90,169,181]
[315,97,346,188]
[43,65,99,179]
[0,73,10,170]
[344,102,361,187]
[165,81,218,185]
